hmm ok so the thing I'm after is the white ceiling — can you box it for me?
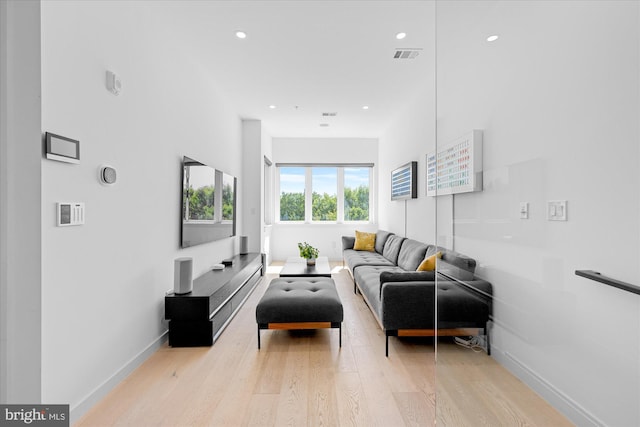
[163,1,435,138]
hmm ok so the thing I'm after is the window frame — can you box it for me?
[276,163,374,224]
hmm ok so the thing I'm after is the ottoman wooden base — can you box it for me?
[256,277,343,349]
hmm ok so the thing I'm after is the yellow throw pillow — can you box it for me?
[417,251,442,271]
[353,231,376,252]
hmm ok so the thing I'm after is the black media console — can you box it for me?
[165,252,264,346]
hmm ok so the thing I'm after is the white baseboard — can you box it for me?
[69,331,168,425]
[491,345,605,427]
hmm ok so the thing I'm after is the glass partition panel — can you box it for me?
[434,1,640,426]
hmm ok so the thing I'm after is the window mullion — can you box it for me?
[305,167,312,223]
[337,167,344,223]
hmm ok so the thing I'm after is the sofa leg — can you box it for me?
[257,326,261,350]
[485,327,491,356]
[386,335,389,357]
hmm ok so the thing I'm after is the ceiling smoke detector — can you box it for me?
[393,49,421,59]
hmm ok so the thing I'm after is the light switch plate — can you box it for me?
[57,202,85,226]
[547,200,567,221]
[519,202,529,219]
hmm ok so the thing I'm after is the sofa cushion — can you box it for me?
[342,235,355,250]
[380,270,436,284]
[354,230,376,251]
[397,239,429,271]
[434,248,476,273]
[417,251,442,271]
[354,265,405,316]
[382,235,405,264]
[343,249,394,272]
[375,230,394,254]
[437,280,492,324]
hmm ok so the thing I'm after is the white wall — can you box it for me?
[378,90,442,245]
[271,138,378,261]
[40,1,243,419]
[241,120,273,256]
[0,0,42,403]
[434,2,639,426]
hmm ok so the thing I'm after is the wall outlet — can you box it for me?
[547,200,567,221]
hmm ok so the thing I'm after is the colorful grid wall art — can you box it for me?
[427,130,483,197]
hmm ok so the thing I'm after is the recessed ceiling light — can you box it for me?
[487,35,499,42]
[235,30,247,39]
[268,105,276,109]
[319,123,329,127]
[362,105,369,110]
[396,32,407,40]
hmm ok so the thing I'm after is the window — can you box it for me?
[344,167,370,221]
[312,167,337,221]
[279,167,305,221]
[277,164,373,223]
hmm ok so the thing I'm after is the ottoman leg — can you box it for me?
[257,326,261,350]
[339,324,342,347]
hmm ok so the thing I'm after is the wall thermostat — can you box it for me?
[99,165,117,185]
[57,202,85,226]
[106,70,122,95]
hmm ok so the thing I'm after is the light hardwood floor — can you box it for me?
[76,264,573,426]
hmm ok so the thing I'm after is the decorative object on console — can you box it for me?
[239,236,248,254]
[298,241,319,266]
[173,257,193,295]
[391,161,417,200]
[222,259,234,266]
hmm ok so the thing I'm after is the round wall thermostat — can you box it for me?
[99,165,117,185]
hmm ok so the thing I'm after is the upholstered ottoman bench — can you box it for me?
[256,277,343,349]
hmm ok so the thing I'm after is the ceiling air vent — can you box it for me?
[393,49,421,59]
[321,112,337,117]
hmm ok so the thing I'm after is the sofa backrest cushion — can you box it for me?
[375,230,394,254]
[427,246,477,274]
[397,238,429,271]
[382,235,405,264]
[342,235,355,250]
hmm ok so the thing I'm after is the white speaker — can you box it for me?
[174,257,193,295]
[239,236,248,254]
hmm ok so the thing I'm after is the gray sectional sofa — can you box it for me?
[342,230,492,356]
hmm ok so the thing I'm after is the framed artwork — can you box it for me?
[427,130,483,197]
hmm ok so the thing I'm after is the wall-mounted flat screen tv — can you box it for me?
[391,161,417,200]
[180,156,236,248]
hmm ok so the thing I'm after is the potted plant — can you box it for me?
[298,241,319,266]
